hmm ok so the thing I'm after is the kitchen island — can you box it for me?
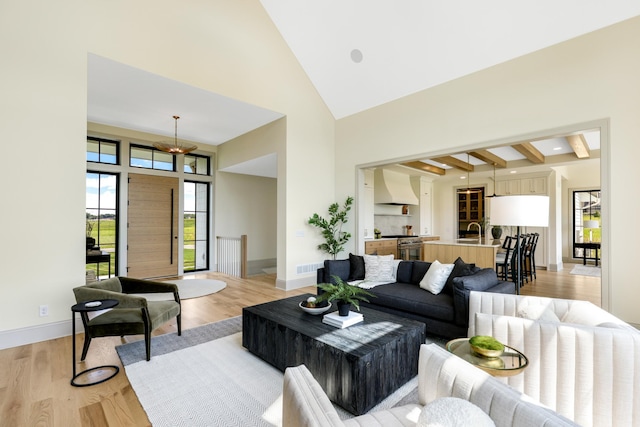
[423,239,501,269]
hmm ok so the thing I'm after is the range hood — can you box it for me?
[374,169,419,205]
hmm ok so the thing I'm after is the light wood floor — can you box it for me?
[0,265,600,426]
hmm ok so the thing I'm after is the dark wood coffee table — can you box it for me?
[242,294,426,415]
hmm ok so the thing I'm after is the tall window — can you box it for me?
[573,189,601,260]
[86,172,118,277]
[184,181,209,271]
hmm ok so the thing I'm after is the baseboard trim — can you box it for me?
[0,318,81,350]
[276,275,315,291]
[548,262,563,272]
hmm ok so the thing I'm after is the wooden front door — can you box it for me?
[127,173,179,278]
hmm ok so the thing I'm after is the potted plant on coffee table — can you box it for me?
[316,275,375,316]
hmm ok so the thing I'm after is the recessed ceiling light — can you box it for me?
[510,170,517,174]
[460,176,466,179]
[553,147,562,151]
[350,49,363,63]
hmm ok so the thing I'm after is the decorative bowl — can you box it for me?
[469,335,505,358]
[299,301,332,315]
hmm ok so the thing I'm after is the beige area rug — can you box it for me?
[120,328,419,426]
[136,279,226,301]
[569,265,601,277]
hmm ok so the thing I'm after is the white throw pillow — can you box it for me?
[417,397,495,427]
[561,301,615,326]
[391,259,402,280]
[516,303,560,323]
[419,260,454,295]
[364,254,395,282]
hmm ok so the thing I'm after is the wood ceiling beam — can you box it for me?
[468,150,507,168]
[401,161,446,176]
[431,156,474,171]
[566,134,591,158]
[512,142,545,164]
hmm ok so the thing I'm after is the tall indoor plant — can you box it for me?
[308,196,354,259]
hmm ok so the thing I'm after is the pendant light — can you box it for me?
[457,153,482,194]
[486,163,499,198]
[154,115,198,155]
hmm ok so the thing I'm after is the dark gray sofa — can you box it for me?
[316,256,515,338]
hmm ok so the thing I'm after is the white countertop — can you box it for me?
[424,239,501,248]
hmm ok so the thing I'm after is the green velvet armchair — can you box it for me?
[73,276,182,361]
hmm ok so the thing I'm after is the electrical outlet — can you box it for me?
[39,305,49,317]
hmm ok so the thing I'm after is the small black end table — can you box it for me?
[71,299,120,387]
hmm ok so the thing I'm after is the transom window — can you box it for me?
[87,137,119,164]
[184,154,210,175]
[130,144,175,171]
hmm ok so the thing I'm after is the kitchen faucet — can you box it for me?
[467,222,482,242]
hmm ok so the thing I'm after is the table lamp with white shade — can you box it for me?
[490,195,550,294]
[583,220,599,242]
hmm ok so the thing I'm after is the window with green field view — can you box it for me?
[184,181,209,271]
[573,189,601,260]
[86,172,118,278]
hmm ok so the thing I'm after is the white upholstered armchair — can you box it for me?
[282,343,577,427]
[468,291,640,427]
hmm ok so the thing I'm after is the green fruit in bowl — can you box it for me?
[469,335,505,358]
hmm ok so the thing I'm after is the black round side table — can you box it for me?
[71,299,120,387]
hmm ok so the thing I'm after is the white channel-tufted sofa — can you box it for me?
[468,291,640,427]
[282,343,577,427]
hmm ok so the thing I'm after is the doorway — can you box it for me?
[127,173,179,278]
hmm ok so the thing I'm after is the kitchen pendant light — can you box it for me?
[486,163,499,198]
[457,153,482,194]
[153,115,198,155]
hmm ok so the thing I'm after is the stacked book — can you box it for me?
[322,311,364,329]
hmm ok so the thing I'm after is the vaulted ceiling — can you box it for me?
[87,3,639,177]
[260,1,640,119]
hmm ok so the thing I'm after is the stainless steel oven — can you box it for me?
[397,237,423,261]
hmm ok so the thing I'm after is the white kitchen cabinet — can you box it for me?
[363,169,375,238]
[363,186,375,238]
[496,179,521,195]
[414,177,433,236]
[496,176,547,196]
[520,177,547,194]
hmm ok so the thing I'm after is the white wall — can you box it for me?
[215,172,277,262]
[0,0,334,345]
[0,1,87,338]
[336,17,640,324]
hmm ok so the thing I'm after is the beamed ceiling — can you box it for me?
[398,130,600,178]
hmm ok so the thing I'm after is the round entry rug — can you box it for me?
[139,279,227,301]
